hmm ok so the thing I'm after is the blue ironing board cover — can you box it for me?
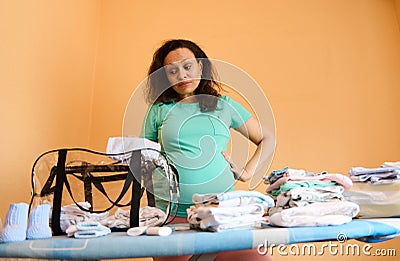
[0,218,399,259]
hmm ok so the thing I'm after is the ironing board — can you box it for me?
[1,218,399,260]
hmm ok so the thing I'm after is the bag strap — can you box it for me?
[82,163,93,211]
[129,150,142,227]
[63,166,135,213]
[66,165,131,208]
[76,171,133,208]
[39,166,58,196]
[52,149,67,235]
[91,174,132,208]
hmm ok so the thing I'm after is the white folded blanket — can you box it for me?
[201,214,266,232]
[106,137,161,161]
[269,201,359,227]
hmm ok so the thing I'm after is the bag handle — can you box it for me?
[67,171,134,209]
[63,162,135,213]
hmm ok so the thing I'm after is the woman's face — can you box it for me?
[163,48,203,100]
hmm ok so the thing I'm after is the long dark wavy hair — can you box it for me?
[145,39,222,112]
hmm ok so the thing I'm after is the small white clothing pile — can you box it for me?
[60,202,167,235]
[101,206,166,229]
[187,190,274,232]
[60,202,109,232]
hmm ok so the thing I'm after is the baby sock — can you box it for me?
[26,204,52,240]
[0,203,29,243]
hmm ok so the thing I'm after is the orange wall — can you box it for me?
[1,0,400,260]
[0,0,101,218]
[396,0,400,23]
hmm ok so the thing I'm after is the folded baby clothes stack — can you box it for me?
[187,190,274,232]
[264,167,352,209]
[263,167,357,227]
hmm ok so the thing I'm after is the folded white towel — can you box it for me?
[201,213,266,231]
[106,137,161,161]
[269,201,359,227]
[270,213,352,227]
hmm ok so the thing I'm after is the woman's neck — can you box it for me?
[175,95,198,104]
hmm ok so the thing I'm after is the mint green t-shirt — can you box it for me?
[141,96,252,217]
